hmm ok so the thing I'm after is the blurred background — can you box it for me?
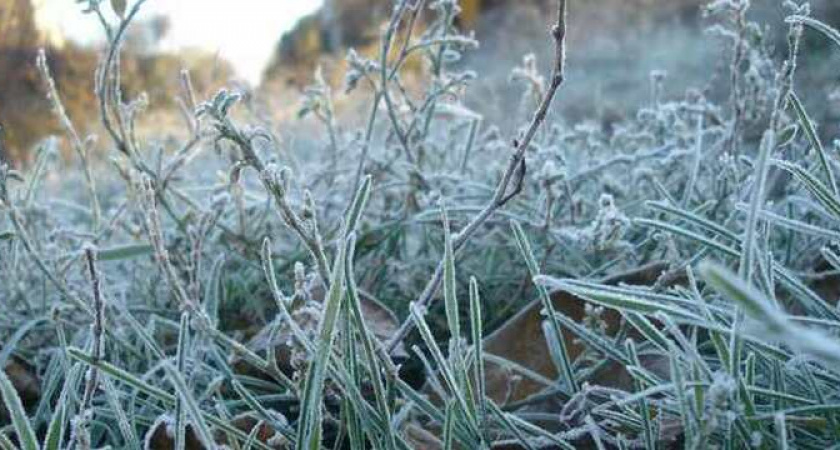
[2,0,840,166]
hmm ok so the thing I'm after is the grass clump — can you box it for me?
[3,0,840,448]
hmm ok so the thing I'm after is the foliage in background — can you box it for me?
[0,0,233,164]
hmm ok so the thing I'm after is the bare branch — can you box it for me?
[387,0,570,355]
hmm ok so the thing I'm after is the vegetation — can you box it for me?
[3,0,840,448]
[0,0,232,163]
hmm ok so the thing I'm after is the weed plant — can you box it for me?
[3,0,840,448]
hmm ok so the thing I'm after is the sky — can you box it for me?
[33,0,324,84]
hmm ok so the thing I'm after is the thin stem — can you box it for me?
[37,49,101,231]
[387,0,570,355]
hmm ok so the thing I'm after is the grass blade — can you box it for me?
[788,15,840,48]
[469,277,487,436]
[122,312,216,449]
[511,221,578,393]
[788,91,837,196]
[297,230,349,449]
[774,159,840,220]
[0,369,39,450]
[701,261,840,367]
[96,243,154,261]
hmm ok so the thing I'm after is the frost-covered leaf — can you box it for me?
[701,261,840,367]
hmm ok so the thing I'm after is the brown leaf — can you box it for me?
[111,0,127,19]
[244,290,402,374]
[144,413,290,449]
[144,417,206,450]
[216,414,290,448]
[482,290,622,404]
[481,262,669,405]
[403,422,443,450]
[0,358,40,423]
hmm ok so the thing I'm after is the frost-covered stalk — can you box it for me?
[299,67,341,171]
[69,246,106,450]
[36,49,101,231]
[83,0,202,240]
[727,0,749,156]
[198,92,333,284]
[349,0,426,191]
[734,3,804,375]
[388,0,571,354]
[95,0,149,158]
[379,0,416,164]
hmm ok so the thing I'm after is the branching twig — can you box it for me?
[387,0,570,355]
[96,0,148,157]
[231,126,333,284]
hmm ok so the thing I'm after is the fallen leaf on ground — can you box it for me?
[482,263,668,404]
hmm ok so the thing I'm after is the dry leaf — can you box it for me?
[243,289,402,374]
[144,413,289,449]
[144,418,205,450]
[481,263,669,404]
[403,422,443,450]
[216,414,289,448]
[0,358,40,424]
[111,0,127,19]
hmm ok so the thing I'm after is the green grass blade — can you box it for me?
[511,221,578,393]
[67,347,274,450]
[647,201,739,242]
[409,303,481,442]
[0,369,39,450]
[122,312,216,449]
[537,276,702,322]
[788,91,838,196]
[297,230,349,449]
[345,175,373,233]
[174,312,189,450]
[788,15,840,48]
[774,159,840,220]
[0,434,17,450]
[548,310,630,365]
[101,376,142,449]
[469,277,487,436]
[443,401,456,450]
[442,203,461,344]
[701,261,840,367]
[96,243,154,261]
[345,238,398,450]
[43,392,67,450]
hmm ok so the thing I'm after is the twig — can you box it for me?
[96,0,148,157]
[219,121,333,284]
[387,0,570,355]
[69,246,106,450]
[379,1,416,164]
[37,49,102,231]
[80,246,104,409]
